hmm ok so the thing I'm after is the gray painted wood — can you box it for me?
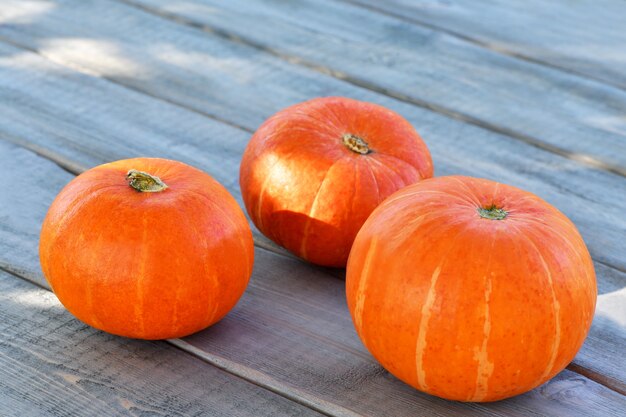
[0,33,625,273]
[0,34,293,258]
[2,0,626,175]
[572,283,626,394]
[185,249,626,415]
[0,125,624,414]
[0,0,624,396]
[0,0,622,414]
[349,0,626,89]
[0,269,321,417]
[1,31,625,393]
[115,0,626,174]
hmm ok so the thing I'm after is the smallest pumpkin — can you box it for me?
[39,158,254,340]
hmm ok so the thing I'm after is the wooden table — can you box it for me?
[0,1,624,415]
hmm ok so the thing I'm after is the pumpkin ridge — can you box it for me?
[471,227,500,401]
[448,176,483,206]
[368,153,416,186]
[386,210,453,254]
[299,158,342,259]
[183,187,253,278]
[175,197,221,327]
[471,276,495,401]
[518,218,596,358]
[253,159,280,235]
[379,190,456,209]
[510,224,562,380]
[414,221,474,391]
[49,183,125,240]
[521,216,593,294]
[353,238,378,333]
[290,109,342,135]
[377,153,430,181]
[415,264,442,391]
[135,215,149,337]
[40,183,127,290]
[364,157,381,205]
[346,156,359,237]
[251,145,305,238]
[366,156,405,191]
[84,233,104,330]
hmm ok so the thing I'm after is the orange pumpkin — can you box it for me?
[346,176,596,401]
[240,97,433,267]
[40,158,254,340]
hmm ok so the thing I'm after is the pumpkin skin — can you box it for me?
[346,176,596,402]
[240,97,433,267]
[40,158,254,340]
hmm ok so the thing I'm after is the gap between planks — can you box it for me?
[113,0,626,178]
[0,9,623,394]
[568,363,626,397]
[0,264,352,417]
[1,29,624,390]
[0,8,623,273]
[167,339,359,417]
[596,258,626,276]
[1,0,622,180]
[1,130,624,399]
[0,215,623,398]
[338,0,626,93]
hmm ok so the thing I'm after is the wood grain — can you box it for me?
[1,22,625,392]
[1,0,626,175]
[0,33,624,272]
[348,0,626,89]
[115,0,626,174]
[0,125,624,415]
[184,248,626,415]
[1,0,623,413]
[0,35,298,258]
[0,268,321,417]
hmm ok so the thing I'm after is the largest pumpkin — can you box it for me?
[40,158,254,340]
[346,176,596,401]
[240,97,433,267]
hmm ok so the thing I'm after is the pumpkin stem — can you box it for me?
[478,204,508,220]
[342,134,371,155]
[126,169,168,193]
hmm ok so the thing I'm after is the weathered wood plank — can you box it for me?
[0,2,624,392]
[0,35,294,258]
[1,0,620,412]
[116,0,626,174]
[2,0,626,174]
[571,284,626,394]
[1,29,625,393]
[348,0,626,89]
[184,248,626,415]
[0,33,625,274]
[0,118,624,414]
[0,270,321,417]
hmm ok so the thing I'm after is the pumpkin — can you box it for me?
[39,158,254,340]
[240,97,433,267]
[346,176,596,401]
